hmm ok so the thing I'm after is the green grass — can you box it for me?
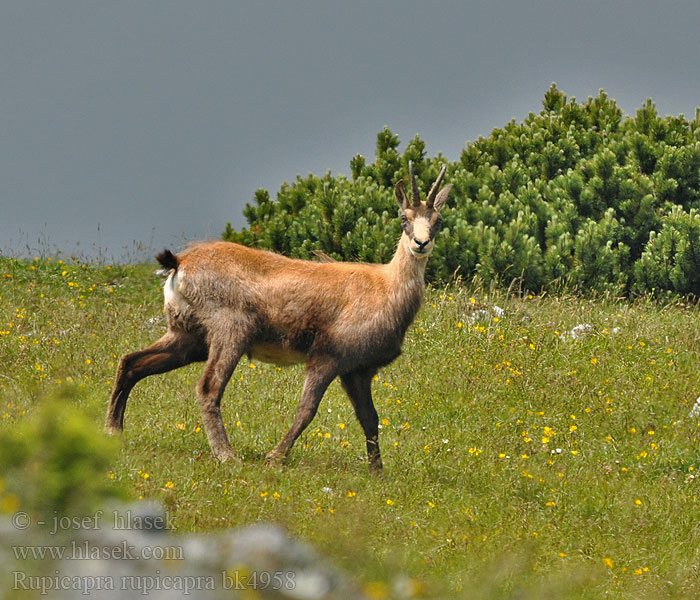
[2,254,700,598]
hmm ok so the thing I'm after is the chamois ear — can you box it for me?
[395,180,409,210]
[432,184,453,212]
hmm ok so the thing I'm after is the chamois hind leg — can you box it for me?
[196,338,245,463]
[340,368,383,474]
[265,359,338,465]
[105,331,206,434]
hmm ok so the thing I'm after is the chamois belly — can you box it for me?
[249,342,308,366]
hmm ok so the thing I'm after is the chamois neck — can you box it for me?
[387,233,428,297]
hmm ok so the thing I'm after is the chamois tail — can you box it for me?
[155,249,179,273]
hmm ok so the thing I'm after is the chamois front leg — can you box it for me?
[265,359,338,465]
[340,368,383,474]
[105,331,205,434]
[196,339,244,463]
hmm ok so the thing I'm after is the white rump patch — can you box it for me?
[163,271,189,313]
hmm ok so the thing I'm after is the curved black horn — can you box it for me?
[408,161,421,207]
[427,164,447,208]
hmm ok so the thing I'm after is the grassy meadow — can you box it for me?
[2,254,700,599]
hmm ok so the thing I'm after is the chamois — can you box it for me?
[105,162,452,473]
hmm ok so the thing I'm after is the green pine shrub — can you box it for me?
[223,84,700,297]
[0,388,126,520]
[634,207,700,297]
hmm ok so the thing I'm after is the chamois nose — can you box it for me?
[414,238,429,252]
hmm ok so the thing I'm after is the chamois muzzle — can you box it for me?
[414,239,430,253]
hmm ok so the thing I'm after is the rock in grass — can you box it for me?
[689,397,700,419]
[2,502,365,599]
[569,324,594,339]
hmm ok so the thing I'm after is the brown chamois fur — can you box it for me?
[105,163,452,473]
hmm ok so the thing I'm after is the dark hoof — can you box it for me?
[104,424,123,435]
[264,451,285,466]
[212,447,238,463]
[369,460,383,476]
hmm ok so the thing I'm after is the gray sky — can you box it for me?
[3,1,700,261]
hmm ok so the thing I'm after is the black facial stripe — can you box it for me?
[430,216,442,237]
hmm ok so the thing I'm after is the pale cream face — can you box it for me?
[400,204,443,259]
[394,165,451,259]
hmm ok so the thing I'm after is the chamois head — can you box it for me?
[394,161,452,258]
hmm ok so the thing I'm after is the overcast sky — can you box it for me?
[3,1,700,261]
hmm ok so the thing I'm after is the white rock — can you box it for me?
[570,324,594,339]
[467,309,492,323]
[689,396,700,418]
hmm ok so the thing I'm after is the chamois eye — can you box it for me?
[401,214,408,223]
